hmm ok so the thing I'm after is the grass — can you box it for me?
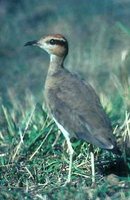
[0,86,130,199]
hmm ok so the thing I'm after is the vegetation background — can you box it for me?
[0,0,130,199]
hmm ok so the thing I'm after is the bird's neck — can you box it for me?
[48,54,65,76]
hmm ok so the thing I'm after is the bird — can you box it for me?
[25,34,119,183]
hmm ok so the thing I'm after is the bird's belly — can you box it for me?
[53,117,70,140]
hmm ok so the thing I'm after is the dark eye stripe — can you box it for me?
[55,40,66,46]
[49,39,67,46]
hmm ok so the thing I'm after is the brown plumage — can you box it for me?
[45,68,116,149]
[25,34,119,183]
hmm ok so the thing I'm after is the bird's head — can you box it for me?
[25,34,68,58]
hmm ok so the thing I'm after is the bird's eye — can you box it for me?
[50,39,56,45]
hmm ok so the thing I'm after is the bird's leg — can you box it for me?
[62,137,74,185]
[52,118,74,183]
[90,145,95,184]
[65,137,74,183]
[90,151,95,184]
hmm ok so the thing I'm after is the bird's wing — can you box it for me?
[46,71,115,148]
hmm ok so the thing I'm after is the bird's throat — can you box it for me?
[48,55,64,75]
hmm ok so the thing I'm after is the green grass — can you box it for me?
[0,88,130,199]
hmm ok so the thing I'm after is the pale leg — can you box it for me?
[65,137,74,183]
[53,118,74,183]
[90,151,95,184]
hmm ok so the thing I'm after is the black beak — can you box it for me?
[24,40,38,46]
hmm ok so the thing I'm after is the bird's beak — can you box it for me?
[24,40,38,46]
